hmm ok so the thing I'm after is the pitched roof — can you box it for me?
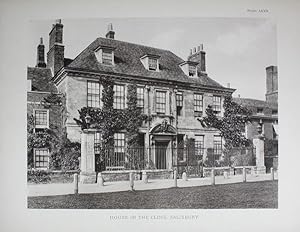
[66,37,227,89]
[233,97,277,109]
[27,67,57,92]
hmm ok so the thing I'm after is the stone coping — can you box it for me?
[203,166,255,170]
[101,169,173,174]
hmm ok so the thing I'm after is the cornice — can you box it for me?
[54,67,235,94]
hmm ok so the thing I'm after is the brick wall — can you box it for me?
[27,92,64,135]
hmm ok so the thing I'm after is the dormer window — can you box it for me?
[102,49,113,65]
[95,45,115,65]
[179,61,199,77]
[188,65,196,77]
[140,54,160,71]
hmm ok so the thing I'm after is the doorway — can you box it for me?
[155,141,169,169]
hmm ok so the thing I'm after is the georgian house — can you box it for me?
[28,20,235,171]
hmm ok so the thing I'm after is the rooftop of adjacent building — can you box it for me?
[233,97,278,110]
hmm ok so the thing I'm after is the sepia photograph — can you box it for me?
[26,17,278,209]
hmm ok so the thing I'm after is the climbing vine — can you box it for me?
[74,81,148,148]
[199,95,253,166]
[27,93,80,171]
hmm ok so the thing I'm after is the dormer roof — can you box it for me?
[65,37,227,89]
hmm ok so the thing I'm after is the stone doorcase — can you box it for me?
[149,119,177,170]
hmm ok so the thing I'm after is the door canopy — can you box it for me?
[150,119,177,135]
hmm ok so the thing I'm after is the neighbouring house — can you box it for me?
[233,65,278,171]
[28,20,238,173]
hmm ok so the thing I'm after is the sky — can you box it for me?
[28,18,277,100]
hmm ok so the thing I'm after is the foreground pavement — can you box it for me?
[28,172,278,197]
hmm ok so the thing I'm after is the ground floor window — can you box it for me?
[113,133,125,167]
[34,148,49,169]
[213,135,222,159]
[195,135,204,157]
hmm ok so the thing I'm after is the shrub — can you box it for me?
[27,170,51,184]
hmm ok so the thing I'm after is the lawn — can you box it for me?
[28,180,277,209]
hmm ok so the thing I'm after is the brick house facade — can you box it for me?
[28,20,237,170]
[233,66,278,141]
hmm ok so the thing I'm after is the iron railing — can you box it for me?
[94,146,256,174]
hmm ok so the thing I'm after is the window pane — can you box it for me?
[87,81,102,108]
[149,58,157,70]
[194,93,203,116]
[137,87,144,108]
[35,110,48,127]
[113,85,125,109]
[114,133,125,166]
[213,136,222,157]
[189,65,196,76]
[102,49,113,65]
[34,149,49,168]
[94,132,102,154]
[195,135,204,156]
[212,96,221,115]
[156,91,166,114]
[176,92,183,107]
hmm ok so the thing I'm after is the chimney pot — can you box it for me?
[36,37,46,68]
[193,47,196,53]
[106,23,115,39]
[56,19,62,24]
[190,49,192,55]
[238,94,241,98]
[200,44,204,51]
[227,83,230,88]
[107,23,113,32]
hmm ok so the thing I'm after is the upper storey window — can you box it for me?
[140,54,160,72]
[34,109,49,129]
[113,84,125,110]
[179,61,199,77]
[87,81,102,108]
[95,45,115,66]
[212,96,222,116]
[137,87,144,109]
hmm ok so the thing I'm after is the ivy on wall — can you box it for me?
[74,80,148,148]
[27,94,80,171]
[199,95,253,166]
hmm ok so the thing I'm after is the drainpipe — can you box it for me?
[146,85,151,165]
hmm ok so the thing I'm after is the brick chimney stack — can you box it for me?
[106,23,115,39]
[188,43,206,74]
[47,19,64,76]
[265,65,278,103]
[36,37,46,68]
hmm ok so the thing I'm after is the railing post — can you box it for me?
[142,171,148,184]
[211,168,215,185]
[270,167,275,180]
[182,172,188,181]
[73,173,78,194]
[97,172,104,186]
[129,172,134,191]
[174,169,178,187]
[242,167,246,183]
[223,170,229,179]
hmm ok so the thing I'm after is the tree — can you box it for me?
[198,95,252,166]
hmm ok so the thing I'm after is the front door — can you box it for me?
[155,141,168,169]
